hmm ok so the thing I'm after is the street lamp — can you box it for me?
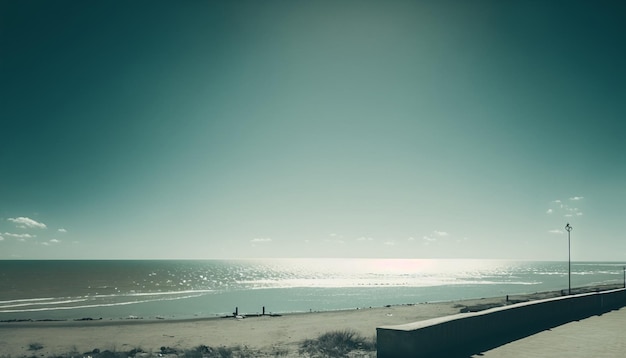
[565,223,573,295]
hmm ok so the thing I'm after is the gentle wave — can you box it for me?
[0,293,207,313]
[0,297,57,304]
[0,298,88,309]
[90,289,214,298]
[0,289,215,309]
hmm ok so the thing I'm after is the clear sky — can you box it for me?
[1,0,624,260]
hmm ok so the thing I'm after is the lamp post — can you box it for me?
[565,223,573,295]
[623,266,625,289]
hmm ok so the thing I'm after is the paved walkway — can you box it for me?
[473,307,626,357]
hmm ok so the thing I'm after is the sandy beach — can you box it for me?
[0,299,487,357]
[1,285,620,357]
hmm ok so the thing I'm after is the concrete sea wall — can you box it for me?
[377,288,626,358]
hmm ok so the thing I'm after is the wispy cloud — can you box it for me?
[325,239,345,244]
[407,237,416,241]
[421,230,449,244]
[3,232,35,238]
[356,236,373,241]
[383,241,395,246]
[250,238,272,243]
[422,235,437,246]
[41,239,61,246]
[548,196,586,218]
[576,212,583,216]
[0,235,4,241]
[58,228,67,233]
[548,229,564,234]
[8,217,47,229]
[326,233,345,244]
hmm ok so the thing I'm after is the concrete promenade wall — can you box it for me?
[377,288,626,358]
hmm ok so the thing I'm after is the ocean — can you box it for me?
[1,259,624,321]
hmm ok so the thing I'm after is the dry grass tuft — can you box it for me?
[299,329,376,357]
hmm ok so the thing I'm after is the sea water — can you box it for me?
[1,259,624,321]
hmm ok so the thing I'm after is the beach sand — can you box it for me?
[0,300,476,357]
[1,285,620,357]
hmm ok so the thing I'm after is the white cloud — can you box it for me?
[42,242,50,246]
[8,217,47,229]
[3,232,35,238]
[383,241,395,246]
[58,228,67,233]
[49,239,61,243]
[356,236,373,241]
[407,237,415,241]
[250,238,272,243]
[0,235,4,241]
[548,229,564,234]
[546,196,586,217]
[433,231,449,236]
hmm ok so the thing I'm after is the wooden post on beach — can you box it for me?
[235,307,238,316]
[262,306,265,315]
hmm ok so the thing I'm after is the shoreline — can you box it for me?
[1,283,622,357]
[2,282,621,326]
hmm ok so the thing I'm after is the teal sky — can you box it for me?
[1,0,624,260]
